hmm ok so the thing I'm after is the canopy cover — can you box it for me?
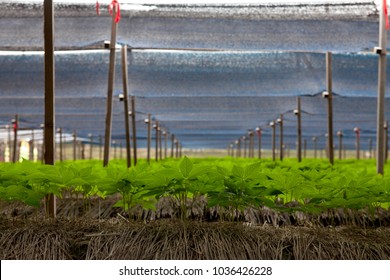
[0,1,388,152]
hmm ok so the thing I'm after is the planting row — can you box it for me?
[1,158,390,219]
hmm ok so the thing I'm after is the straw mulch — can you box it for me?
[0,216,389,260]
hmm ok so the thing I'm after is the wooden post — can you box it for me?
[296,97,302,162]
[313,137,317,159]
[146,114,151,164]
[277,115,283,161]
[121,45,132,168]
[73,130,77,161]
[243,136,247,158]
[58,128,63,161]
[88,133,93,160]
[256,127,262,159]
[171,134,175,158]
[270,121,276,161]
[354,127,361,160]
[385,121,389,162]
[12,115,18,163]
[44,0,56,218]
[103,4,119,167]
[337,130,343,160]
[164,131,168,159]
[159,128,163,160]
[325,52,334,165]
[99,135,102,160]
[376,0,387,174]
[154,121,159,162]
[131,96,137,165]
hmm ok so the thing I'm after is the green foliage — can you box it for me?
[1,157,390,219]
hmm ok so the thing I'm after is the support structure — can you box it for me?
[131,96,137,165]
[103,5,119,167]
[12,115,18,163]
[325,52,334,165]
[376,1,387,174]
[145,114,151,164]
[44,0,56,218]
[296,97,302,162]
[121,45,132,168]
[270,121,276,161]
[277,115,283,161]
[256,127,262,159]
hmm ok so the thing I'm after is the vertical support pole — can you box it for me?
[296,97,302,162]
[354,127,361,160]
[154,121,159,162]
[88,133,93,160]
[131,96,137,165]
[385,121,389,162]
[256,127,262,159]
[103,5,118,167]
[171,134,175,158]
[278,115,283,161]
[121,45,132,168]
[73,130,77,161]
[243,136,247,158]
[270,121,276,161]
[175,139,179,158]
[58,128,63,161]
[326,51,334,165]
[159,128,163,160]
[313,137,317,159]
[99,135,102,160]
[12,115,18,163]
[236,139,241,158]
[337,130,343,160]
[146,114,151,164]
[377,0,387,174]
[44,0,56,218]
[164,131,168,159]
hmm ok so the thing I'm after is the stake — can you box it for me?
[270,121,276,161]
[131,96,137,165]
[58,128,63,161]
[164,131,168,159]
[313,137,317,159]
[145,114,151,164]
[159,128,163,160]
[354,127,361,160]
[376,0,387,174]
[44,0,56,218]
[12,115,18,163]
[88,133,93,160]
[171,134,175,158]
[256,127,262,159]
[73,130,77,161]
[103,4,119,167]
[154,121,159,162]
[325,51,334,165]
[277,115,283,161]
[296,97,302,162]
[337,130,343,160]
[121,45,132,168]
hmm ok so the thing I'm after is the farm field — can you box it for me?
[1,157,390,260]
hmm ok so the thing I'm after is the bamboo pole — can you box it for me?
[121,45,132,168]
[376,0,387,174]
[44,0,56,218]
[103,5,119,167]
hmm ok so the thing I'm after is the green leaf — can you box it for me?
[179,156,193,178]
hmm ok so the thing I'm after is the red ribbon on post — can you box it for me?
[109,0,121,23]
[384,0,389,30]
